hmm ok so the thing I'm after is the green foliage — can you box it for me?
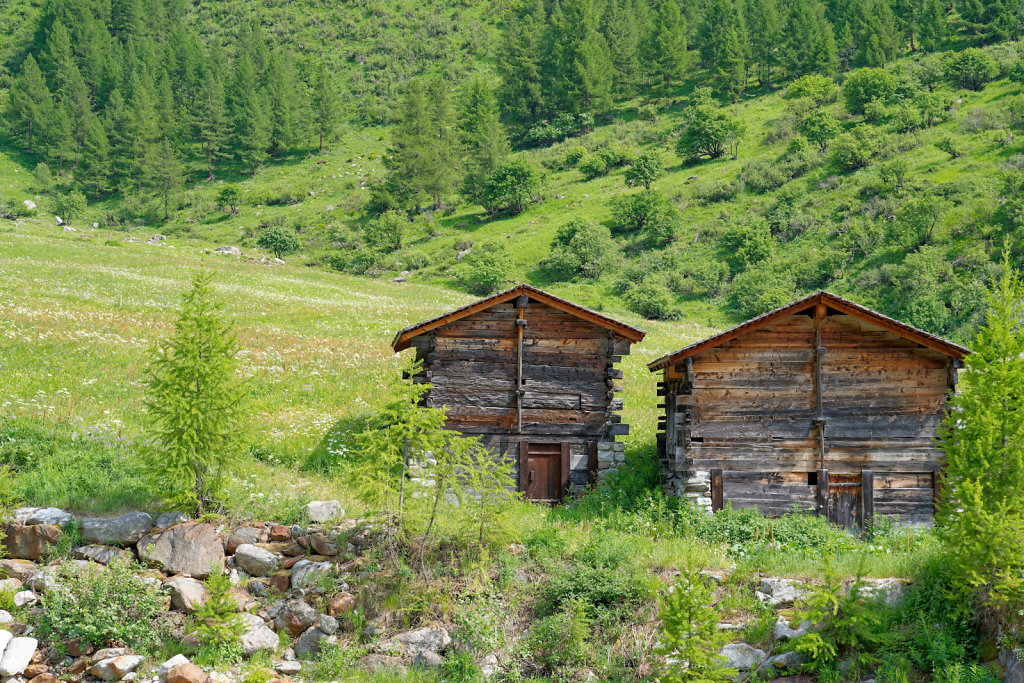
[459,77,509,200]
[935,135,963,159]
[945,49,999,91]
[191,568,245,665]
[719,219,773,276]
[144,270,248,514]
[578,153,608,179]
[727,266,795,317]
[38,557,167,650]
[216,185,240,214]
[362,210,407,252]
[52,190,86,225]
[624,150,663,189]
[677,98,742,161]
[1001,170,1024,228]
[548,217,618,280]
[937,254,1024,615]
[624,276,678,320]
[458,243,514,295]
[879,158,909,189]
[481,157,542,215]
[257,225,300,258]
[799,109,841,151]
[843,67,898,114]
[787,74,839,103]
[830,125,882,170]
[608,190,681,244]
[655,568,736,682]
[33,163,53,192]
[526,597,590,676]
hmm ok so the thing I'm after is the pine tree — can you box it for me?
[192,69,232,179]
[459,77,510,202]
[546,0,614,114]
[917,0,947,50]
[146,136,183,219]
[79,116,112,198]
[43,21,73,91]
[104,89,133,187]
[656,568,738,681]
[746,0,783,85]
[496,0,546,123]
[960,0,1018,44]
[385,79,431,209]
[265,52,298,158]
[232,57,270,175]
[145,270,247,514]
[45,105,74,176]
[937,252,1024,612]
[127,71,159,190]
[784,0,839,77]
[7,55,54,153]
[714,26,747,100]
[651,0,688,91]
[310,61,339,153]
[602,0,641,92]
[190,568,245,649]
[423,78,461,208]
[110,0,144,41]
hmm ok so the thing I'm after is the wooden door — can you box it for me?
[519,442,570,503]
[827,473,862,533]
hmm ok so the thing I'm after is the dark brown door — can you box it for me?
[827,473,863,532]
[519,442,570,502]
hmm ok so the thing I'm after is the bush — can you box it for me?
[935,136,963,159]
[623,277,678,320]
[52,190,87,225]
[561,145,586,168]
[526,598,590,675]
[677,100,743,161]
[33,163,53,193]
[191,568,245,666]
[624,150,663,189]
[481,157,542,215]
[256,225,299,258]
[216,185,240,214]
[831,125,882,171]
[719,220,773,275]
[548,218,618,280]
[879,158,909,189]
[945,48,999,91]
[787,74,839,104]
[578,153,608,179]
[798,110,841,151]
[727,266,795,318]
[656,568,736,682]
[458,242,513,295]
[524,112,594,146]
[609,190,681,244]
[362,210,406,252]
[38,557,167,649]
[843,67,899,114]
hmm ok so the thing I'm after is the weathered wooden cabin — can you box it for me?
[392,284,646,502]
[648,291,968,529]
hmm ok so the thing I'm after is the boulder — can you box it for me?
[167,663,207,683]
[393,627,451,655]
[0,633,10,658]
[293,628,328,658]
[240,614,278,657]
[164,576,208,612]
[13,508,72,527]
[12,592,36,608]
[33,675,59,683]
[719,643,767,671]
[327,592,357,617]
[82,512,153,545]
[0,562,37,584]
[91,655,143,681]
[317,615,338,636]
[1,525,60,560]
[856,578,906,606]
[157,655,190,683]
[22,200,36,211]
[757,578,807,608]
[359,654,406,676]
[154,513,189,530]
[92,648,127,662]
[768,651,807,672]
[226,529,262,554]
[303,501,343,524]
[0,612,11,625]
[290,560,331,589]
[25,571,56,593]
[773,617,813,641]
[63,637,93,657]
[413,651,443,667]
[309,535,338,556]
[73,546,130,565]
[23,664,48,678]
[268,526,291,542]
[234,545,279,577]
[274,599,318,637]
[137,524,224,579]
[214,246,240,256]
[0,637,37,676]
[273,662,300,675]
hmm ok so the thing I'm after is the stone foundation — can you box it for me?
[663,461,713,513]
[595,441,625,481]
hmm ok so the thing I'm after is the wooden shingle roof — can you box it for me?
[647,290,969,371]
[392,284,647,351]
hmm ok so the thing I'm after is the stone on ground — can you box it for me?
[293,628,329,658]
[12,592,36,608]
[91,655,143,681]
[274,599,318,637]
[240,614,278,657]
[167,663,207,683]
[0,612,11,625]
[154,513,189,530]
[719,643,767,671]
[413,651,443,667]
[164,576,208,612]
[0,561,37,584]
[157,655,190,683]
[393,627,451,655]
[73,546,130,565]
[233,544,279,577]
[303,501,343,523]
[137,524,224,579]
[13,508,72,527]
[290,560,331,589]
[226,528,262,554]
[1,524,60,560]
[0,637,38,677]
[82,512,153,545]
[773,617,812,640]
[274,661,301,675]
[757,577,807,608]
[769,650,807,671]
[327,592,356,617]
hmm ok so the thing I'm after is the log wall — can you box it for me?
[658,311,956,525]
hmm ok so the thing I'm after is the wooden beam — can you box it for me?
[711,468,724,512]
[519,441,529,493]
[816,468,829,516]
[862,469,874,530]
[560,442,570,501]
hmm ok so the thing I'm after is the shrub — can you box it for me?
[38,557,167,649]
[727,267,795,318]
[526,598,590,675]
[256,225,299,258]
[548,218,618,280]
[578,153,608,179]
[786,74,839,104]
[1003,170,1024,228]
[216,185,240,214]
[52,190,87,225]
[741,159,789,192]
[609,190,679,239]
[561,145,586,168]
[843,67,898,114]
[677,102,742,161]
[831,125,882,171]
[945,48,999,91]
[719,220,773,275]
[624,151,663,189]
[799,110,841,151]
[935,136,963,159]
[191,568,245,666]
[33,163,53,192]
[481,157,542,215]
[656,568,736,682]
[524,112,594,146]
[879,158,909,189]
[623,277,678,320]
[362,210,406,252]
[458,242,513,295]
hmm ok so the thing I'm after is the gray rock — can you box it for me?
[293,628,328,658]
[290,560,331,589]
[24,571,56,593]
[13,508,72,527]
[247,579,267,597]
[413,651,443,667]
[240,613,278,657]
[393,627,451,655]
[0,637,37,676]
[91,655,143,681]
[157,655,190,683]
[772,617,812,640]
[55,216,63,225]
[274,599,318,636]
[73,546,131,565]
[163,576,208,612]
[856,578,906,606]
[92,647,127,661]
[22,201,35,211]
[137,524,224,579]
[478,653,499,678]
[82,512,153,545]
[767,650,806,671]
[303,501,343,523]
[757,577,807,608]
[318,614,338,636]
[719,643,767,671]
[154,513,188,530]
[0,561,37,584]
[274,661,301,675]
[11,592,35,609]
[233,544,279,577]
[0,612,11,625]
[226,528,262,554]
[0,633,10,658]
[214,246,241,255]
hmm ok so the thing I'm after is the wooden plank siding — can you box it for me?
[660,310,958,526]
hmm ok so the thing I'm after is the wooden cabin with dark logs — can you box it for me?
[392,284,646,503]
[648,291,968,530]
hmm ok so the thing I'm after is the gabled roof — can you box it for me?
[647,290,969,371]
[392,283,647,351]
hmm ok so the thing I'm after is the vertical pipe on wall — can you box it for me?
[515,295,528,434]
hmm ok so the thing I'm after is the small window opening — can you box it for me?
[807,471,818,486]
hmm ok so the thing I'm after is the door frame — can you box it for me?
[519,441,570,502]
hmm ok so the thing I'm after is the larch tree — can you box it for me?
[7,55,53,153]
[146,136,183,220]
[459,77,509,203]
[310,60,339,153]
[651,0,688,91]
[496,0,546,123]
[546,0,614,114]
[193,69,232,180]
[602,0,641,92]
[78,116,112,198]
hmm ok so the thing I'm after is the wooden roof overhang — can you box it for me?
[392,283,647,352]
[647,290,969,372]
